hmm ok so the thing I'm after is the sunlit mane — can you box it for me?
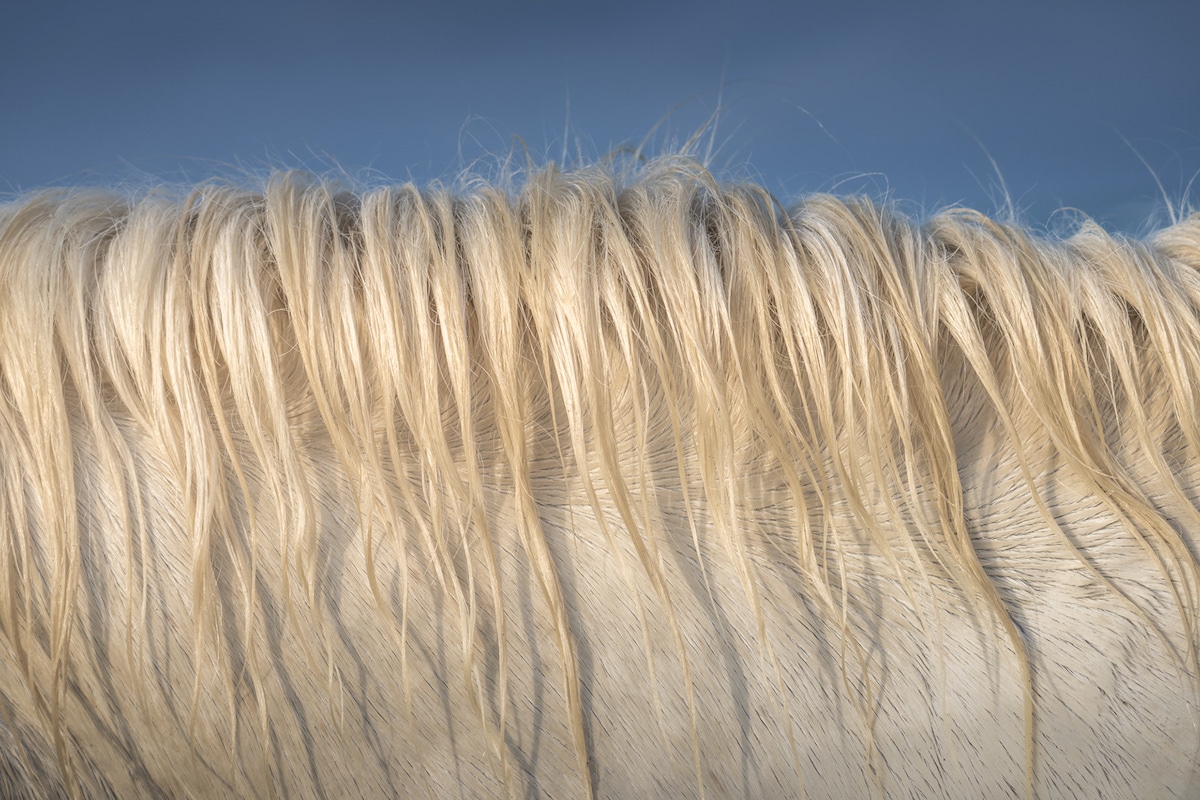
[0,158,1198,798]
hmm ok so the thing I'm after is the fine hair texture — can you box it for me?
[0,158,1198,799]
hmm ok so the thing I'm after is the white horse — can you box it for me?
[0,159,1197,798]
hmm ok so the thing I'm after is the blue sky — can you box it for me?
[3,0,1197,232]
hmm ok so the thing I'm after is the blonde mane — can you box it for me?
[1,158,1198,798]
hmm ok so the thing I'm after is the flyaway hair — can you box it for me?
[0,158,1198,798]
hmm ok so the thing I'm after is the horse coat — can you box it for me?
[0,160,1197,798]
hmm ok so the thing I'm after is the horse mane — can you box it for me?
[1,157,1198,798]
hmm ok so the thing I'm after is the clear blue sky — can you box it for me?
[3,0,1197,232]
